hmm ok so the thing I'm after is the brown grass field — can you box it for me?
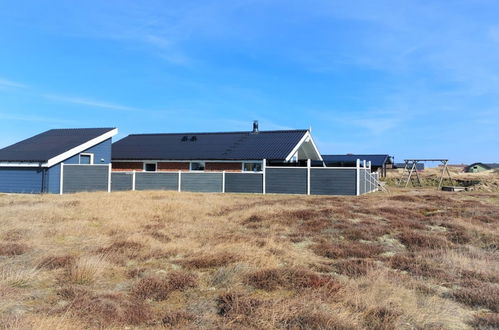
[0,188,498,329]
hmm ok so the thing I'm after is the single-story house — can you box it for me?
[464,163,499,173]
[0,128,117,193]
[112,123,322,172]
[322,154,393,177]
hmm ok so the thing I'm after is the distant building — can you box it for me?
[322,154,393,177]
[394,163,425,171]
[464,163,499,173]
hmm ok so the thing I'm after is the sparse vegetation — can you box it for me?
[0,188,497,328]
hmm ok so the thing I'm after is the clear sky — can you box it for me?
[0,1,498,164]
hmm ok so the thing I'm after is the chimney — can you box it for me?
[252,120,259,133]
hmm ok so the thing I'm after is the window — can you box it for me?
[144,163,157,172]
[79,153,93,164]
[243,162,262,172]
[190,161,205,171]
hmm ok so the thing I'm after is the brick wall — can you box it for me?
[112,162,143,171]
[158,162,190,171]
[205,162,242,172]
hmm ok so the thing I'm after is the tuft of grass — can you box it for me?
[67,256,106,284]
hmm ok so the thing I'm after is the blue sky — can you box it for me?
[0,0,498,164]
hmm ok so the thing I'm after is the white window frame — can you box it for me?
[79,153,94,165]
[189,161,206,172]
[144,162,157,172]
[242,161,263,172]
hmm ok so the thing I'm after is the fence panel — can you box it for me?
[135,172,178,191]
[181,173,223,192]
[62,165,109,193]
[266,168,307,194]
[225,173,263,193]
[310,168,356,195]
[111,172,133,191]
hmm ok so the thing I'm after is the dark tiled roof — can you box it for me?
[0,128,115,162]
[112,130,308,161]
[322,154,392,167]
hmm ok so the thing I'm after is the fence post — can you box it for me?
[363,160,366,195]
[59,163,64,195]
[132,170,136,191]
[108,164,112,192]
[307,159,311,195]
[262,159,266,194]
[222,171,226,193]
[356,159,360,196]
[178,170,182,192]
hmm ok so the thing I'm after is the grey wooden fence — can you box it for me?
[60,160,379,196]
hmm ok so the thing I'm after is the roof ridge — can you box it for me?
[127,129,308,137]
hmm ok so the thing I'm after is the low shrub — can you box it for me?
[469,313,499,329]
[66,291,153,327]
[333,259,376,277]
[397,231,449,250]
[245,267,340,292]
[0,243,29,256]
[451,283,499,312]
[363,306,401,330]
[131,271,197,301]
[162,311,194,326]
[179,252,239,269]
[313,241,384,259]
[217,292,262,318]
[39,255,75,270]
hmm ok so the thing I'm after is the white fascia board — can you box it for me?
[285,131,322,162]
[307,133,323,161]
[0,162,45,167]
[44,128,117,168]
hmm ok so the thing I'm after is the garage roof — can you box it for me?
[112,130,311,161]
[0,128,117,164]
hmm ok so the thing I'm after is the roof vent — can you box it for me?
[190,136,197,142]
[252,120,259,133]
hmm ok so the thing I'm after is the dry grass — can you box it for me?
[0,188,497,328]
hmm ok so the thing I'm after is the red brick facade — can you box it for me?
[157,162,190,171]
[112,162,143,171]
[205,162,242,172]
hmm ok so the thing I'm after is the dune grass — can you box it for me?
[0,189,497,329]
